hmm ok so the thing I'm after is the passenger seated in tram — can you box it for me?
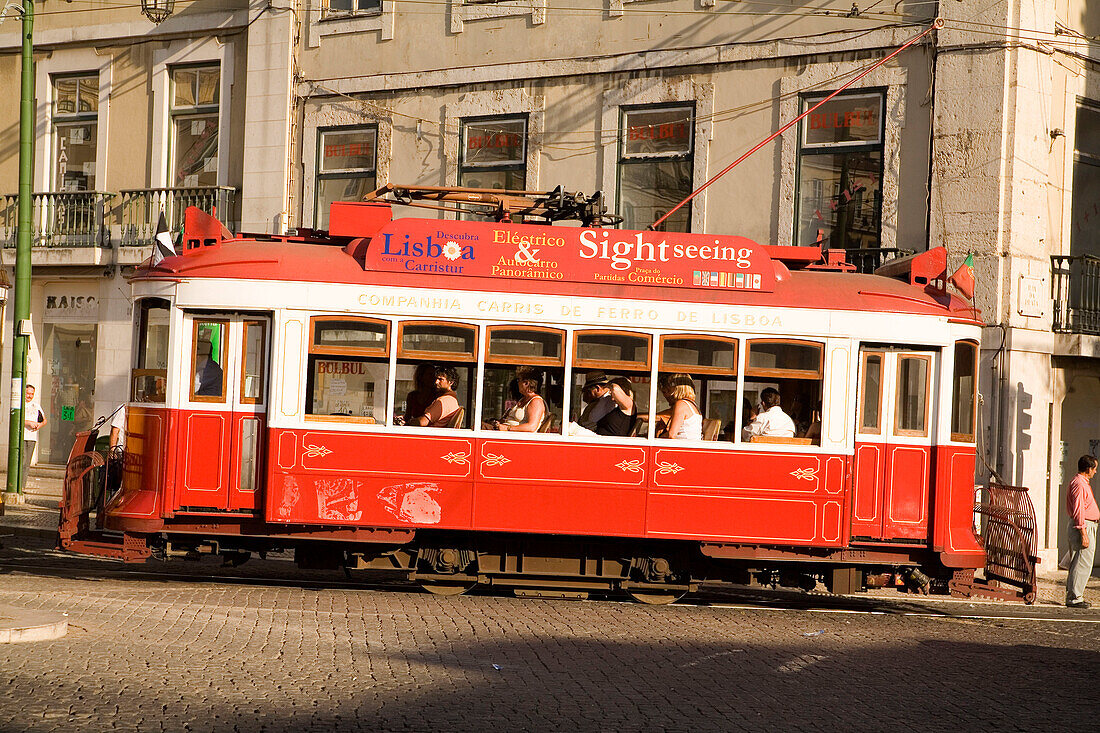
[568,376,637,437]
[415,366,462,428]
[742,387,796,441]
[484,367,547,432]
[402,363,438,425]
[194,339,223,396]
[573,371,615,431]
[655,373,702,440]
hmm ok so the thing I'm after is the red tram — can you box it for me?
[60,187,1002,603]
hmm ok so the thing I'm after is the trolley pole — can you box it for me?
[5,0,34,504]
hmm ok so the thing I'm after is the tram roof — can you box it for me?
[137,206,980,323]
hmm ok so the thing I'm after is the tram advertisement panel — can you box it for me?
[365,220,777,292]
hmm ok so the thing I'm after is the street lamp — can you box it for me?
[140,0,174,23]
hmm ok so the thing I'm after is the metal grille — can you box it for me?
[1052,254,1100,334]
[841,247,912,274]
[976,483,1038,601]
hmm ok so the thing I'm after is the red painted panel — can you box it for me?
[850,443,883,537]
[479,440,646,486]
[884,445,930,540]
[268,472,474,529]
[178,412,229,508]
[646,493,820,544]
[652,448,821,493]
[298,431,473,479]
[821,500,843,542]
[106,406,166,523]
[474,483,646,536]
[932,446,984,567]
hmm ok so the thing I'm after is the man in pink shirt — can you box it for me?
[1065,454,1099,608]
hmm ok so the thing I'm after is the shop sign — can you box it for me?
[802,93,883,148]
[44,283,100,323]
[364,219,776,292]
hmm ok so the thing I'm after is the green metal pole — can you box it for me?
[5,0,33,501]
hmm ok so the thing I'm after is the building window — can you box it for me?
[1072,101,1100,256]
[321,0,380,16]
[795,91,884,250]
[458,115,527,208]
[170,64,220,188]
[618,104,694,232]
[316,125,377,230]
[52,75,99,191]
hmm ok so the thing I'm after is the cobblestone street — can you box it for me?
[1,517,1099,732]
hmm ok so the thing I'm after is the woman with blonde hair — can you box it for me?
[657,373,702,440]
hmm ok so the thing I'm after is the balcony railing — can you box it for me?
[841,247,913,274]
[0,187,237,249]
[119,186,237,247]
[1052,255,1100,334]
[0,191,115,248]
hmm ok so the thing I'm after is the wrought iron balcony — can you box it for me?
[119,186,237,247]
[841,247,913,274]
[1052,255,1100,334]
[0,191,115,248]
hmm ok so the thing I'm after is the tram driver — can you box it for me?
[742,387,796,441]
[194,339,223,396]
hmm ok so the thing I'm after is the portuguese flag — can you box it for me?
[948,253,975,300]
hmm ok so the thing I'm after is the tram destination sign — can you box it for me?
[364,219,776,292]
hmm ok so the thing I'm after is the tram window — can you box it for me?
[951,341,978,442]
[396,321,478,429]
[240,320,266,404]
[132,298,169,403]
[658,336,738,440]
[482,327,565,433]
[305,317,389,423]
[745,340,824,443]
[895,355,930,437]
[190,320,228,402]
[570,331,652,436]
[859,352,883,434]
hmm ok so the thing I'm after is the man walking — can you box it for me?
[1066,454,1099,609]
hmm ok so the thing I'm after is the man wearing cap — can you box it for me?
[576,371,615,432]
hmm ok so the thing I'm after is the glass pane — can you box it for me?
[457,168,525,191]
[662,338,735,371]
[308,358,388,421]
[796,150,881,249]
[317,175,377,229]
[623,106,693,157]
[802,93,882,147]
[895,356,929,433]
[860,353,882,431]
[619,159,691,232]
[173,113,219,187]
[197,67,220,106]
[576,332,649,365]
[138,299,170,370]
[53,121,97,191]
[238,418,260,491]
[401,324,476,356]
[1077,105,1100,160]
[194,321,226,398]
[747,342,822,374]
[462,117,526,167]
[172,68,197,107]
[314,319,386,351]
[54,76,98,116]
[320,128,377,172]
[951,342,977,439]
[1071,159,1100,257]
[242,322,265,402]
[488,329,561,362]
[40,323,98,465]
[173,66,219,108]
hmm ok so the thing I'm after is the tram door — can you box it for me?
[850,348,936,542]
[176,313,270,513]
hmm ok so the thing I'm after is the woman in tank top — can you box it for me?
[491,368,547,432]
[657,373,702,440]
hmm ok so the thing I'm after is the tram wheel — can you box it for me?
[625,588,688,605]
[417,578,478,596]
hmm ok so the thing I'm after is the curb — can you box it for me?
[0,605,67,643]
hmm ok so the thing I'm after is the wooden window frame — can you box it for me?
[951,340,979,443]
[486,325,565,367]
[745,339,824,380]
[572,329,652,371]
[189,318,229,404]
[239,320,267,406]
[659,334,738,376]
[893,353,931,438]
[857,351,884,435]
[310,316,389,358]
[398,320,479,363]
